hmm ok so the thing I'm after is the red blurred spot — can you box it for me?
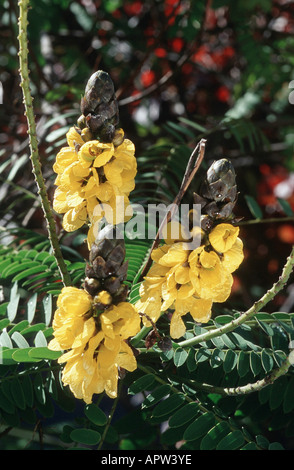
[140,70,156,88]
[215,85,230,103]
[231,275,241,294]
[259,163,271,175]
[223,46,235,58]
[124,1,143,16]
[170,37,184,53]
[182,63,193,75]
[277,224,294,244]
[155,47,167,58]
[268,258,279,274]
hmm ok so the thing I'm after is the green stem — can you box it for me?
[190,354,293,396]
[97,383,121,450]
[178,245,294,349]
[238,216,294,226]
[17,0,71,287]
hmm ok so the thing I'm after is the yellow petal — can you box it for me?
[222,238,244,273]
[63,206,87,231]
[66,126,85,148]
[189,298,212,323]
[177,282,195,299]
[78,140,103,166]
[117,341,137,372]
[170,311,186,339]
[104,160,123,187]
[66,191,85,207]
[93,145,114,167]
[174,264,190,284]
[53,147,78,175]
[53,187,69,214]
[209,223,239,253]
[158,242,189,267]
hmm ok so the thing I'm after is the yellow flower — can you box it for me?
[52,127,137,247]
[208,223,239,253]
[136,223,244,339]
[48,288,141,403]
[189,246,233,302]
[48,287,93,351]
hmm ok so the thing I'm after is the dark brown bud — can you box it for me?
[80,70,119,143]
[84,277,101,296]
[201,159,237,203]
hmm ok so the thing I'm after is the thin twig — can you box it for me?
[188,353,293,396]
[238,216,294,226]
[97,383,121,451]
[139,139,206,280]
[17,0,71,287]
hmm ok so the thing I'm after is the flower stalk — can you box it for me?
[17,0,71,287]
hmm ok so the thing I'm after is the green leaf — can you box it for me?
[195,347,211,363]
[0,389,15,414]
[27,293,38,323]
[152,394,186,419]
[277,197,294,216]
[21,374,34,408]
[173,347,188,367]
[0,330,13,348]
[42,294,52,326]
[237,350,250,377]
[216,430,245,450]
[261,349,274,373]
[213,314,234,325]
[7,282,20,322]
[11,331,30,349]
[128,373,156,395]
[200,421,231,450]
[210,349,225,368]
[84,403,108,426]
[283,376,294,413]
[223,349,238,373]
[183,412,216,442]
[256,319,274,336]
[142,385,171,408]
[70,428,101,446]
[0,318,10,331]
[12,348,42,363]
[169,402,199,428]
[268,442,285,450]
[34,330,48,347]
[12,265,46,282]
[10,378,26,410]
[269,376,288,411]
[244,194,263,219]
[34,373,46,405]
[249,351,262,376]
[256,434,270,449]
[29,347,62,360]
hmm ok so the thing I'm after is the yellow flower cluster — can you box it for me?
[136,223,244,339]
[53,127,137,248]
[48,287,141,403]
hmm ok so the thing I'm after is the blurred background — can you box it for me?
[1,0,294,316]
